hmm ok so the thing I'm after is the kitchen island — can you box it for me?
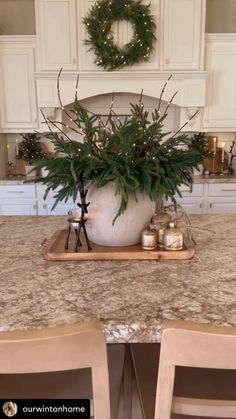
[0,215,235,343]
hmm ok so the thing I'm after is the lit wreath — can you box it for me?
[83,0,156,71]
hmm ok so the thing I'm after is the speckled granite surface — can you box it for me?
[0,215,236,343]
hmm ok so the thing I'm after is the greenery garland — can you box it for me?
[83,0,156,71]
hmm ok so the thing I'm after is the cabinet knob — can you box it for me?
[209,203,214,209]
[43,203,47,209]
[199,202,204,209]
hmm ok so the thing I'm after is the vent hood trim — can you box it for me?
[36,71,208,109]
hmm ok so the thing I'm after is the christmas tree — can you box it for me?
[18,134,45,165]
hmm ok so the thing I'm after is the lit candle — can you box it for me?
[221,142,225,162]
[213,137,217,153]
[15,138,19,156]
[7,144,11,164]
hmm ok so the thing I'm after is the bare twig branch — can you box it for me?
[139,89,144,108]
[171,109,199,138]
[47,119,85,137]
[40,109,53,134]
[75,73,80,103]
[45,117,72,141]
[104,92,115,129]
[163,90,178,117]
[157,74,172,114]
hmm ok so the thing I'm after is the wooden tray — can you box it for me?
[43,229,195,261]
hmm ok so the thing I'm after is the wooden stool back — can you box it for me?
[155,320,236,418]
[0,322,110,419]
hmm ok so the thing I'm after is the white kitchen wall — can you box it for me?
[0,0,35,35]
[206,0,236,33]
[208,132,236,152]
[1,1,235,37]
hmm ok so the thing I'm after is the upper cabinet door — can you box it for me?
[203,35,236,130]
[78,0,160,71]
[163,0,205,70]
[0,37,38,131]
[35,0,77,71]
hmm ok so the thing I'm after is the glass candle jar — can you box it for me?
[163,221,183,251]
[157,226,166,248]
[141,228,157,250]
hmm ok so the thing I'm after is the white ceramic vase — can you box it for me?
[86,183,155,246]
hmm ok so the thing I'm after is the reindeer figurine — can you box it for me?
[64,175,92,252]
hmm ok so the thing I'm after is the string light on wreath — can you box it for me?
[83,0,156,71]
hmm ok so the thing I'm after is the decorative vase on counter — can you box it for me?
[24,165,36,177]
[86,183,155,246]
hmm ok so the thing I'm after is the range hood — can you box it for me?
[36,71,207,107]
[35,71,208,132]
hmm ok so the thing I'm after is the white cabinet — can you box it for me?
[0,184,37,215]
[0,36,38,132]
[174,183,204,214]
[175,182,236,214]
[203,34,236,131]
[35,0,77,71]
[0,184,75,216]
[37,184,76,215]
[162,0,205,70]
[207,183,236,213]
[78,0,160,71]
[1,182,236,216]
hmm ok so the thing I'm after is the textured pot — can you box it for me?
[86,183,155,246]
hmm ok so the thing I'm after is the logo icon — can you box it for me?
[2,401,18,417]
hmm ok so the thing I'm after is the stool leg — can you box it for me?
[64,223,71,250]
[123,344,133,419]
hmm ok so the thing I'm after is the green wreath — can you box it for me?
[83,0,156,71]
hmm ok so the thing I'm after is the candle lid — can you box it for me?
[143,228,156,236]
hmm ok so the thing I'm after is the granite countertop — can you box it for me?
[1,175,236,185]
[0,215,236,343]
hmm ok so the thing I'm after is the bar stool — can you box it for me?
[0,322,125,419]
[131,320,236,419]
